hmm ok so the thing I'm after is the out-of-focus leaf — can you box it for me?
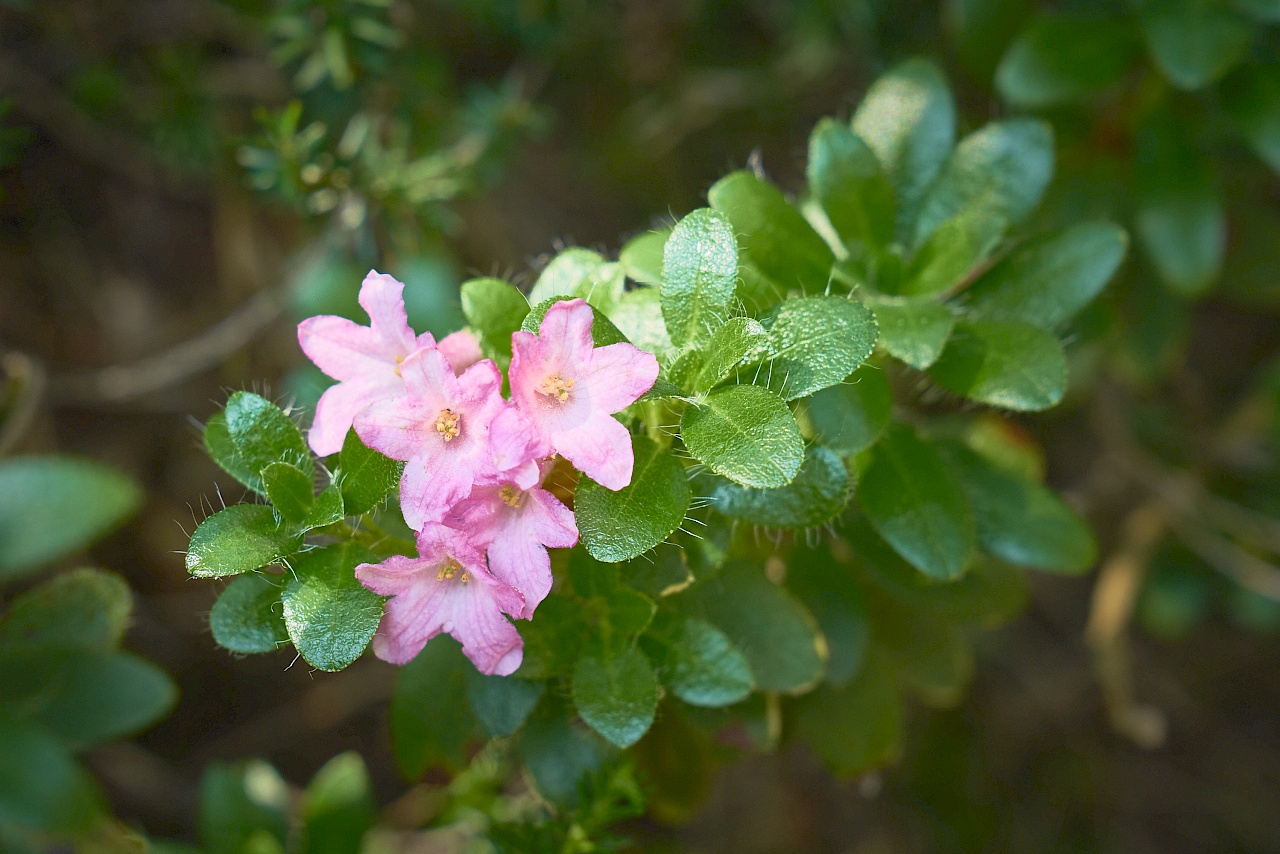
[0,568,130,651]
[857,425,975,581]
[0,456,141,580]
[460,277,529,359]
[869,297,955,370]
[708,446,851,529]
[390,637,478,777]
[642,613,753,707]
[210,574,288,655]
[791,647,902,776]
[807,118,895,250]
[996,16,1138,107]
[914,119,1054,247]
[0,719,102,834]
[852,58,956,239]
[801,365,892,456]
[300,753,375,854]
[1224,64,1280,175]
[1141,0,1249,90]
[572,644,658,748]
[200,761,290,854]
[927,319,1067,411]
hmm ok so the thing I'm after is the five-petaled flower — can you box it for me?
[449,461,578,618]
[509,299,659,490]
[354,348,507,529]
[355,525,525,675]
[297,271,436,456]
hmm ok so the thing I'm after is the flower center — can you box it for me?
[499,483,524,508]
[436,557,470,584]
[537,374,576,402]
[434,408,461,442]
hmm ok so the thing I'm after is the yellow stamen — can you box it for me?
[499,484,524,508]
[537,374,576,402]
[437,557,461,581]
[460,572,470,585]
[434,408,461,442]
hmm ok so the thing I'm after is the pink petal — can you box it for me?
[480,406,550,486]
[399,348,460,409]
[298,315,395,382]
[486,522,552,619]
[354,553,423,597]
[555,414,635,490]
[358,271,420,355]
[310,376,402,456]
[455,358,503,404]
[447,570,525,674]
[536,299,595,368]
[528,487,579,549]
[353,397,433,462]
[580,342,659,414]
[400,450,476,529]
[439,329,483,374]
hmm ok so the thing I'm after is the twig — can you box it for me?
[48,290,284,405]
[1084,501,1168,749]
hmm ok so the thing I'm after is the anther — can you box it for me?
[537,374,576,402]
[434,408,461,442]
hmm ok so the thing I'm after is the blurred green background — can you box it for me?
[2,0,1280,851]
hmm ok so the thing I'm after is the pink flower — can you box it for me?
[354,348,507,529]
[356,525,524,674]
[509,299,659,490]
[449,463,578,618]
[298,271,435,456]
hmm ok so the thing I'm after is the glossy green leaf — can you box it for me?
[995,16,1139,107]
[940,441,1096,574]
[801,366,892,456]
[186,505,304,578]
[964,222,1128,330]
[1223,64,1280,175]
[914,119,1054,247]
[903,209,1006,297]
[225,392,312,483]
[857,425,975,581]
[522,296,629,346]
[210,574,288,655]
[336,428,402,516]
[460,277,529,359]
[466,670,544,737]
[759,296,878,401]
[791,647,901,776]
[682,561,825,693]
[807,117,895,249]
[572,644,659,748]
[35,651,177,748]
[1135,111,1224,295]
[282,543,384,672]
[689,317,770,393]
[575,436,690,562]
[390,637,478,777]
[680,385,803,489]
[619,229,670,286]
[707,171,834,292]
[300,752,375,854]
[928,320,1067,411]
[708,446,851,529]
[661,208,738,348]
[1141,0,1249,90]
[852,58,956,239]
[199,761,289,854]
[643,613,753,707]
[0,568,130,651]
[0,720,102,834]
[261,461,314,525]
[204,411,262,494]
[303,485,345,531]
[870,297,955,370]
[0,456,141,580]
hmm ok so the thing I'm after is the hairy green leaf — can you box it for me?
[759,296,878,400]
[186,505,304,578]
[282,543,384,671]
[210,574,288,655]
[661,208,738,348]
[708,446,851,529]
[576,436,690,562]
[460,277,529,359]
[681,385,803,489]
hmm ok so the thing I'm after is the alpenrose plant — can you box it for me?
[186,58,1127,812]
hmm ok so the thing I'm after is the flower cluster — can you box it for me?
[298,272,659,674]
